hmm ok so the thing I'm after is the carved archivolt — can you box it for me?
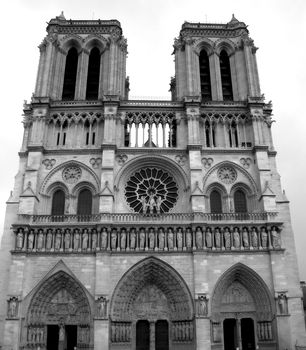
[211,263,274,321]
[110,257,194,322]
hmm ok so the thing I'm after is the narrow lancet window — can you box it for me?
[77,189,92,216]
[86,47,101,100]
[210,190,222,213]
[51,190,65,216]
[62,48,78,100]
[234,190,247,213]
[220,50,233,101]
[199,49,212,101]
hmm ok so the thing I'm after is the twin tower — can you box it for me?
[0,12,305,350]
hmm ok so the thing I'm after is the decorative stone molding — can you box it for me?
[175,154,187,166]
[62,166,82,184]
[217,166,237,184]
[7,296,19,319]
[240,157,252,169]
[42,158,56,170]
[115,154,128,166]
[201,157,213,169]
[89,157,102,169]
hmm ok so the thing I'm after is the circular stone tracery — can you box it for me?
[217,166,237,184]
[125,167,178,214]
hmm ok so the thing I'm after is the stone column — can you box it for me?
[75,49,89,100]
[209,52,222,101]
[150,321,155,350]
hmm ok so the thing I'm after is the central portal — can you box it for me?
[46,325,77,350]
[223,318,255,350]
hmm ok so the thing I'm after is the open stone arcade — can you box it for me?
[0,12,305,350]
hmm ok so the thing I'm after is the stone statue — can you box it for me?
[28,230,34,250]
[139,229,145,249]
[55,230,61,250]
[242,228,249,248]
[271,226,281,248]
[64,230,71,250]
[8,298,18,318]
[46,229,53,250]
[206,228,212,248]
[59,324,65,341]
[149,194,156,214]
[168,228,174,249]
[196,227,203,249]
[97,296,107,318]
[149,228,155,249]
[214,228,221,248]
[156,196,162,214]
[92,229,97,250]
[141,196,148,214]
[120,229,127,249]
[111,229,117,250]
[278,293,287,314]
[158,228,165,249]
[82,229,89,249]
[73,230,80,250]
[224,228,231,249]
[130,228,136,249]
[197,295,208,316]
[177,228,183,250]
[212,322,221,343]
[101,228,108,250]
[251,227,258,248]
[37,229,44,250]
[186,228,192,249]
[111,323,116,342]
[261,227,268,248]
[16,229,24,250]
[233,228,240,248]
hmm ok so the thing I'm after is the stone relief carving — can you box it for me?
[217,166,237,184]
[201,157,213,169]
[257,321,273,340]
[111,322,131,343]
[42,158,56,170]
[115,154,128,166]
[62,166,82,184]
[7,296,19,318]
[276,292,288,315]
[240,157,252,169]
[175,154,187,166]
[172,321,194,342]
[89,157,102,169]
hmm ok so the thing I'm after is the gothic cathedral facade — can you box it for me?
[0,13,305,350]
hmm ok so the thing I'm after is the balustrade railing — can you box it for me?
[18,212,278,225]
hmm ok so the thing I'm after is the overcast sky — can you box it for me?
[0,0,305,278]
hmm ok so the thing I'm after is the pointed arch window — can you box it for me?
[62,48,78,100]
[77,189,92,216]
[220,50,233,101]
[199,49,212,101]
[210,190,222,213]
[234,190,247,213]
[51,189,65,215]
[86,47,101,100]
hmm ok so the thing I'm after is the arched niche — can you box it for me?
[110,256,194,322]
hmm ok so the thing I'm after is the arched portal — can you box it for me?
[26,271,92,350]
[110,257,195,350]
[211,263,275,350]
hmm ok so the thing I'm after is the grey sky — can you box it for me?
[1,0,305,278]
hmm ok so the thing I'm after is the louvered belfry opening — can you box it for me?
[51,190,65,216]
[77,189,92,215]
[86,47,101,100]
[62,47,78,100]
[234,190,247,213]
[220,50,233,101]
[199,49,212,101]
[210,190,222,213]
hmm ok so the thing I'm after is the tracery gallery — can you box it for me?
[0,12,305,350]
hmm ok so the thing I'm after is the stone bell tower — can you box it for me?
[0,13,305,350]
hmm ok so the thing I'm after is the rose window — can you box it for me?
[217,166,237,184]
[125,167,179,214]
